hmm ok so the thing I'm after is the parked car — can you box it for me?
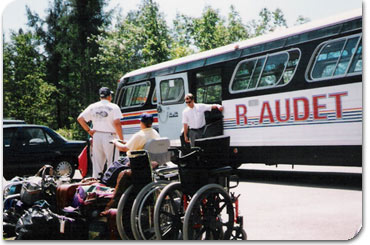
[3,123,86,180]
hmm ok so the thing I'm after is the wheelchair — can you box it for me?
[153,135,246,240]
[115,138,179,240]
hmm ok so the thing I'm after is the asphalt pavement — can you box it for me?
[233,164,362,240]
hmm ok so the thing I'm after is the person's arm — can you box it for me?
[182,110,190,143]
[211,104,223,112]
[112,138,129,152]
[77,116,95,137]
[183,123,190,143]
[113,118,124,141]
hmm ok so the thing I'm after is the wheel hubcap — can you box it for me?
[56,161,72,176]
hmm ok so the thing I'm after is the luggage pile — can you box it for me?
[3,158,130,240]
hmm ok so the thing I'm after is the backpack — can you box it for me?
[100,157,130,187]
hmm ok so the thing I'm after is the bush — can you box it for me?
[56,123,87,140]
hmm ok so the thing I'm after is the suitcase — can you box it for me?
[56,179,98,211]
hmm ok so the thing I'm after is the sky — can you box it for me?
[0,0,363,40]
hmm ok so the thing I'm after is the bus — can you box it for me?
[113,9,362,167]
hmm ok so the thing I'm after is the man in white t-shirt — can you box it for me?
[77,87,124,178]
[182,93,223,147]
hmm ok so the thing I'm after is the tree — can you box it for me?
[93,0,172,81]
[172,5,250,52]
[226,5,249,43]
[3,30,57,125]
[190,6,229,51]
[26,0,112,129]
[295,15,311,25]
[247,8,288,37]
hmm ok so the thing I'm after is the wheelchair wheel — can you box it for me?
[231,227,247,240]
[130,181,169,240]
[116,185,134,240]
[153,182,185,240]
[183,184,234,240]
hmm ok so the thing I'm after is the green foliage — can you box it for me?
[172,5,250,52]
[26,0,112,129]
[3,30,57,126]
[55,122,86,140]
[247,8,288,37]
[93,0,172,80]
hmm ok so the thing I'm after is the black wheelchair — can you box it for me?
[115,138,179,240]
[153,135,246,240]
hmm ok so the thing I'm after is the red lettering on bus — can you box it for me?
[313,95,327,120]
[293,97,309,121]
[259,101,274,124]
[236,104,247,125]
[329,92,348,118]
[275,99,290,122]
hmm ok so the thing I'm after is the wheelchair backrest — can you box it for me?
[194,135,230,168]
[129,151,153,186]
[144,137,171,166]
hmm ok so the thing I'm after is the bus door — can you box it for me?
[155,73,189,141]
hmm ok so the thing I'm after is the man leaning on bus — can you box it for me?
[182,93,223,147]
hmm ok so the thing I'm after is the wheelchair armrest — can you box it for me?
[179,147,202,159]
[209,166,233,177]
[130,150,147,156]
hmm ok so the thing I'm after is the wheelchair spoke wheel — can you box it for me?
[116,185,135,240]
[183,184,234,240]
[154,182,185,240]
[231,227,247,240]
[131,181,169,240]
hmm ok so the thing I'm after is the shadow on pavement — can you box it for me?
[234,169,362,191]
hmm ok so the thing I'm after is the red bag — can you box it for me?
[78,146,88,178]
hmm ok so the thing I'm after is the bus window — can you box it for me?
[195,69,222,103]
[348,39,362,73]
[159,78,184,104]
[118,81,150,108]
[308,34,362,81]
[231,59,257,91]
[152,89,157,105]
[280,49,301,85]
[249,57,265,89]
[230,48,300,93]
[258,53,288,88]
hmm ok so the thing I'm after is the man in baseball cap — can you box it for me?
[99,87,114,98]
[77,86,123,178]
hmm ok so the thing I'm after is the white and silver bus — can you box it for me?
[114,9,362,167]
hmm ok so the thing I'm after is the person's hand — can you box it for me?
[111,138,126,145]
[88,129,96,137]
[184,136,190,143]
[218,105,224,112]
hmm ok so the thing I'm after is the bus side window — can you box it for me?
[231,59,256,91]
[348,39,362,73]
[308,34,362,81]
[195,69,222,104]
[258,53,288,88]
[230,48,300,93]
[280,49,301,85]
[118,81,151,108]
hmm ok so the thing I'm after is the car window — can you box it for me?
[45,131,55,144]
[3,128,17,147]
[24,128,48,146]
